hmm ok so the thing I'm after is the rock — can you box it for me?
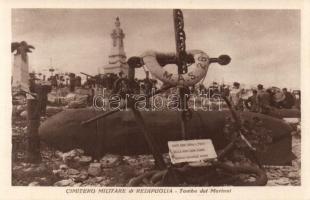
[40,177,47,182]
[71,149,84,156]
[34,164,48,173]
[83,177,97,185]
[13,165,23,171]
[76,174,88,182]
[79,156,92,165]
[73,182,82,187]
[64,93,77,102]
[123,156,138,165]
[59,164,68,170]
[28,181,40,186]
[276,178,290,185]
[21,162,30,167]
[68,168,80,175]
[267,180,278,186]
[12,105,26,116]
[75,171,89,182]
[76,95,88,102]
[58,170,69,179]
[17,105,26,112]
[75,149,85,156]
[23,167,33,173]
[54,179,74,186]
[88,163,102,176]
[95,177,104,183]
[288,171,299,179]
[100,155,122,168]
[18,164,48,178]
[20,110,27,118]
[73,156,80,162]
[62,150,78,162]
[39,177,48,184]
[100,179,110,186]
[55,151,64,159]
[52,169,60,175]
[54,165,70,178]
[61,149,87,165]
[12,106,21,116]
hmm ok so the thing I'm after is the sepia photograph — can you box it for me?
[1,1,309,199]
[10,8,301,187]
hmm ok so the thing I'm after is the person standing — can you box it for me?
[282,88,295,109]
[245,89,259,112]
[229,82,243,110]
[257,84,272,114]
[69,73,76,92]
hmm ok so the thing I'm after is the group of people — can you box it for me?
[229,82,298,114]
[31,69,300,115]
[48,73,82,92]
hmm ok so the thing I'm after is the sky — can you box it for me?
[12,9,300,89]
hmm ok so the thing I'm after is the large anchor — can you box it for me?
[127,9,230,139]
[82,9,230,167]
[82,9,267,186]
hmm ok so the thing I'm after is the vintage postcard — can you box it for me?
[0,0,309,199]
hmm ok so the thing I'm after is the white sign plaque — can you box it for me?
[168,139,217,164]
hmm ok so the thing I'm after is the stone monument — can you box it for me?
[103,17,128,77]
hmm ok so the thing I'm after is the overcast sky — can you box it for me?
[12,9,300,89]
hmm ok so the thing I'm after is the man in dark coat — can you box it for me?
[257,84,272,114]
[245,89,259,112]
[281,88,295,109]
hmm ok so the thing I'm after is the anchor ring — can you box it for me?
[141,50,210,86]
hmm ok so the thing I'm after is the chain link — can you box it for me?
[173,9,188,74]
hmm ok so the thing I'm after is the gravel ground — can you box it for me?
[12,136,301,187]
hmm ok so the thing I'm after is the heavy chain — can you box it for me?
[173,9,188,74]
[173,9,192,139]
